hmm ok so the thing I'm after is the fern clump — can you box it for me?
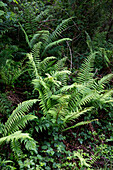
[27,46,113,132]
[0,99,38,160]
[20,17,72,58]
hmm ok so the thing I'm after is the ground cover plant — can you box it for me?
[0,0,113,169]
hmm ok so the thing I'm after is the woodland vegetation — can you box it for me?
[0,0,113,169]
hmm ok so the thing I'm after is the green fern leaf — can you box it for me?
[77,52,96,83]
[3,99,37,136]
[63,107,93,123]
[19,22,31,48]
[42,38,72,56]
[0,131,32,145]
[30,31,49,48]
[63,119,98,131]
[98,74,113,87]
[49,17,73,42]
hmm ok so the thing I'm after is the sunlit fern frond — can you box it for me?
[32,42,42,63]
[77,52,96,84]
[98,74,113,89]
[0,131,32,145]
[45,73,62,87]
[48,94,69,119]
[54,57,67,71]
[96,89,113,104]
[63,119,98,132]
[3,99,37,136]
[8,115,37,135]
[40,56,56,73]
[52,70,71,86]
[27,53,39,79]
[63,107,93,123]
[32,78,50,112]
[52,70,71,78]
[77,92,95,109]
[38,88,49,113]
[49,17,73,42]
[42,38,72,56]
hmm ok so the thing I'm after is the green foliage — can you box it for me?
[0,1,113,169]
[0,99,37,162]
[20,17,72,58]
[3,99,37,136]
[0,131,32,145]
[0,158,16,170]
[0,59,26,87]
[27,45,113,133]
[0,93,14,118]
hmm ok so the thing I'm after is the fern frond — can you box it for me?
[78,92,95,108]
[30,31,50,48]
[49,17,73,42]
[73,151,91,167]
[86,32,94,53]
[35,9,51,22]
[45,73,62,87]
[98,90,113,103]
[63,119,98,131]
[54,57,67,71]
[42,38,72,56]
[52,70,71,78]
[19,22,31,48]
[0,131,32,145]
[3,99,37,136]
[77,52,96,84]
[32,42,42,62]
[40,56,56,72]
[63,107,93,123]
[57,83,76,94]
[98,74,113,87]
[11,140,23,159]
[8,115,37,134]
[27,53,39,79]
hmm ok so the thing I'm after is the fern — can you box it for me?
[11,139,23,159]
[42,38,72,56]
[30,31,50,48]
[3,99,37,136]
[0,99,38,161]
[19,22,31,48]
[98,74,113,88]
[0,59,26,86]
[63,107,93,123]
[20,17,72,58]
[77,52,96,84]
[27,53,40,79]
[63,119,98,132]
[48,17,73,42]
[0,93,13,117]
[26,42,113,133]
[0,131,32,145]
[35,8,51,22]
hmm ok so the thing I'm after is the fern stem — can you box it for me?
[56,106,63,123]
